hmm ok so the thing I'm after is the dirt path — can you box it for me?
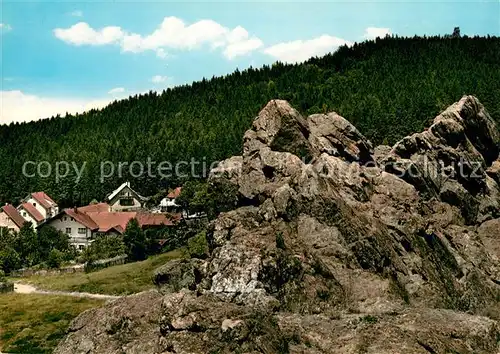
[13,282,121,300]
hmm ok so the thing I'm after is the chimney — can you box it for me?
[74,206,77,213]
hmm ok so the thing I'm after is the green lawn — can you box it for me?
[0,293,104,354]
[18,250,182,296]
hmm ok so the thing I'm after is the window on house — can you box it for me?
[63,217,67,221]
[22,212,26,217]
[78,228,86,234]
[119,198,134,206]
[65,227,71,234]
[78,245,85,250]
[33,202,36,207]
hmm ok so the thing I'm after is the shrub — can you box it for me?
[185,231,209,259]
[276,232,286,250]
[0,247,21,274]
[84,235,125,261]
[47,249,64,269]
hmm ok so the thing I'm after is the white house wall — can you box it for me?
[46,216,92,250]
[25,197,49,219]
[17,207,38,229]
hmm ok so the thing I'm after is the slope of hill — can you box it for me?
[1,35,499,206]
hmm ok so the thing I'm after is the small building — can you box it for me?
[107,182,147,212]
[17,202,45,228]
[159,187,182,213]
[0,204,27,232]
[45,208,99,250]
[20,192,59,220]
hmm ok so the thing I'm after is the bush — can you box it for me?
[0,247,21,274]
[185,231,209,259]
[47,249,64,269]
[160,219,206,253]
[84,235,125,261]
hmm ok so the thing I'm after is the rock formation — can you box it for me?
[55,96,500,354]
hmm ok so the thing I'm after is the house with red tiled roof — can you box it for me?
[43,205,176,250]
[167,187,182,199]
[0,204,28,232]
[20,192,59,220]
[159,187,182,213]
[18,202,45,228]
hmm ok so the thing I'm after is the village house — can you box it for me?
[158,186,206,221]
[159,187,182,213]
[20,192,59,220]
[43,202,174,249]
[107,182,147,212]
[0,204,27,232]
[17,202,45,228]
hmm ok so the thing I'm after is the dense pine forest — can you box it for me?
[1,35,499,207]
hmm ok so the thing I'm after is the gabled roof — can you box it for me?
[86,211,137,233]
[167,187,182,199]
[78,203,111,213]
[19,202,44,222]
[2,204,27,228]
[31,192,57,210]
[107,182,146,202]
[64,209,99,230]
[136,212,173,227]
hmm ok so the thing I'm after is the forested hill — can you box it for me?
[1,35,499,207]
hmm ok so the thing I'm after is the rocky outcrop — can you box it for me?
[56,96,500,354]
[380,97,500,223]
[54,291,164,354]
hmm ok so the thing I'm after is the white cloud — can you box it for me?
[70,10,83,17]
[156,48,169,59]
[263,35,352,64]
[0,90,113,124]
[364,27,391,40]
[151,75,169,84]
[222,26,263,59]
[54,22,124,46]
[54,17,262,59]
[0,23,12,32]
[108,87,125,95]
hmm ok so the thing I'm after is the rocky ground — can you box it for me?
[55,96,500,354]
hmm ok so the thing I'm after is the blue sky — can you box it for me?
[1,0,499,124]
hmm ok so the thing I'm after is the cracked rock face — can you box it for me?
[56,96,500,354]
